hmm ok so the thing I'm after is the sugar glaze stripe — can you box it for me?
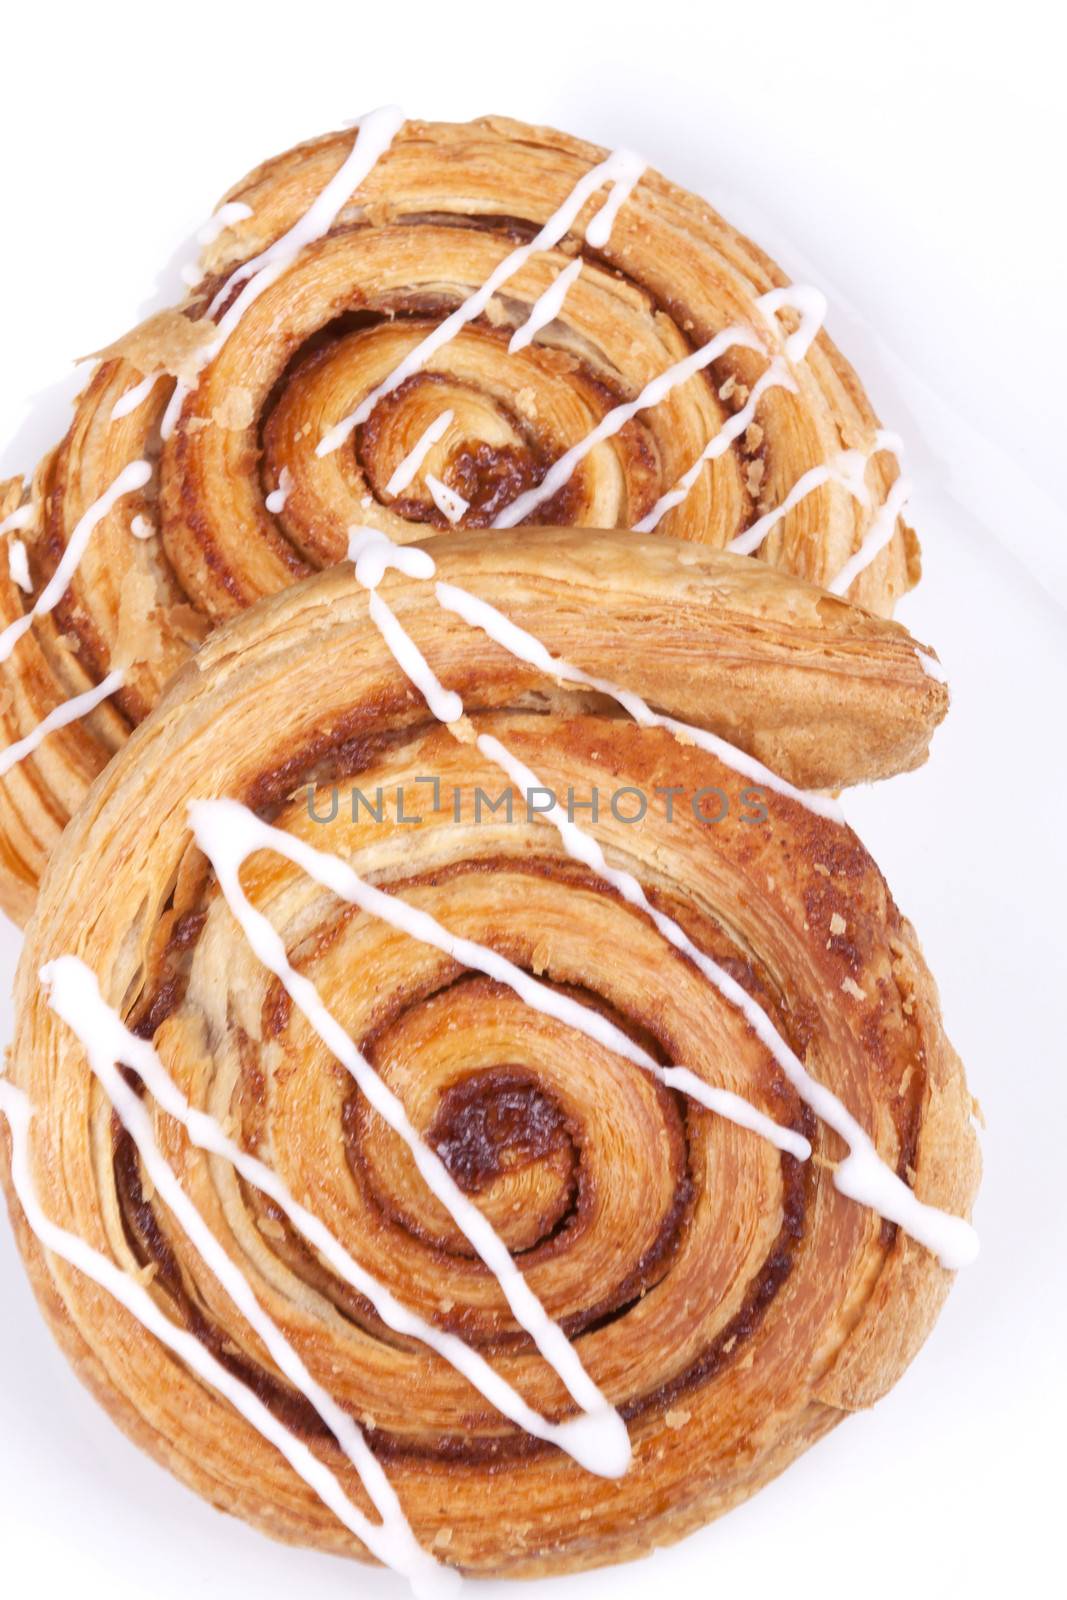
[829,473,913,594]
[386,410,455,496]
[111,372,163,421]
[1,505,36,594]
[7,538,31,593]
[0,504,36,537]
[0,670,124,778]
[180,200,255,287]
[425,474,469,525]
[265,466,293,514]
[509,258,584,354]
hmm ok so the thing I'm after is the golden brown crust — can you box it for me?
[3,537,978,1578]
[0,114,918,922]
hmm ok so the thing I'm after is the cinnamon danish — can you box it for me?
[1,529,979,1584]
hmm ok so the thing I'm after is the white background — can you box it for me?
[1,2,1065,1595]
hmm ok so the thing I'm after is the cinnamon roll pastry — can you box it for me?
[1,531,978,1584]
[0,109,921,922]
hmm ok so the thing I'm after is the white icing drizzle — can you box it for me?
[0,509,34,592]
[584,154,646,248]
[424,474,468,525]
[508,258,584,354]
[346,526,976,1269]
[0,504,35,536]
[634,359,796,534]
[130,513,155,540]
[265,465,293,514]
[0,670,124,778]
[729,430,904,560]
[385,410,454,496]
[367,588,464,723]
[0,1077,452,1600]
[161,108,405,443]
[348,525,437,586]
[756,285,828,362]
[0,461,152,665]
[833,444,878,504]
[38,954,630,1477]
[829,474,913,596]
[188,800,631,1480]
[316,147,652,458]
[110,372,162,421]
[7,538,31,593]
[434,578,842,823]
[199,199,254,248]
[182,204,255,288]
[728,463,840,557]
[915,647,948,683]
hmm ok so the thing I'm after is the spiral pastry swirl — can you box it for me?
[1,532,977,1582]
[0,113,918,922]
